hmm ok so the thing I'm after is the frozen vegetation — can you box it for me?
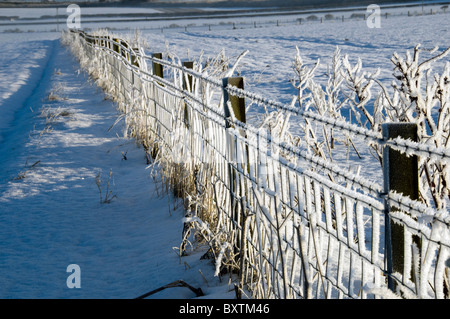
[0,1,449,299]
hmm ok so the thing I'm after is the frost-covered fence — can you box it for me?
[62,29,450,299]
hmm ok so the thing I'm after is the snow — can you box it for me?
[0,40,54,145]
[0,1,449,299]
[0,33,233,299]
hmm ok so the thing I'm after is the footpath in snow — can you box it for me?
[0,39,231,299]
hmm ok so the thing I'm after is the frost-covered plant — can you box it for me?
[341,53,383,161]
[386,45,450,209]
[291,46,364,167]
[344,45,450,210]
[291,46,326,160]
[169,47,249,275]
[95,168,117,204]
[75,30,248,275]
[291,44,450,298]
[48,82,68,101]
[292,43,450,210]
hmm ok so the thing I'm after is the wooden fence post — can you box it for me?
[222,77,247,172]
[382,123,420,291]
[120,40,129,61]
[149,53,164,159]
[182,61,194,91]
[112,38,120,55]
[182,61,194,128]
[152,53,164,84]
[131,48,140,67]
[222,77,246,126]
[222,77,246,275]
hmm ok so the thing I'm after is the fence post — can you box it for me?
[152,53,164,82]
[222,77,246,126]
[182,61,194,92]
[120,40,129,61]
[222,77,246,275]
[112,38,120,55]
[152,53,164,94]
[382,123,420,291]
[182,61,194,128]
[149,53,164,159]
[131,48,140,67]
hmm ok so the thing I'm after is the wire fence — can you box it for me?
[63,29,450,299]
[6,3,447,34]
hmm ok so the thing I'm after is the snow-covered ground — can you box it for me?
[0,2,449,299]
[0,32,233,299]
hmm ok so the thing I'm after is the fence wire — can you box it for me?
[65,30,450,299]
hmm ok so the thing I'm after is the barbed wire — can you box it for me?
[78,31,450,165]
[80,30,450,206]
[224,84,450,164]
[70,30,450,299]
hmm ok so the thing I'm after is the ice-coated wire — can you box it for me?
[81,31,450,164]
[388,190,450,229]
[227,114,384,197]
[225,84,450,164]
[69,30,450,300]
[142,54,223,89]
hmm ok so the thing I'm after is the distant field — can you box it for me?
[1,0,449,33]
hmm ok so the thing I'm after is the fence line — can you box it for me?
[63,29,450,299]
[126,47,450,164]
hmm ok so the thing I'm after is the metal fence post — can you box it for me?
[382,123,420,291]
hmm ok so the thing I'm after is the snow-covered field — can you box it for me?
[0,22,232,300]
[133,3,449,184]
[0,2,449,299]
[0,51,233,299]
